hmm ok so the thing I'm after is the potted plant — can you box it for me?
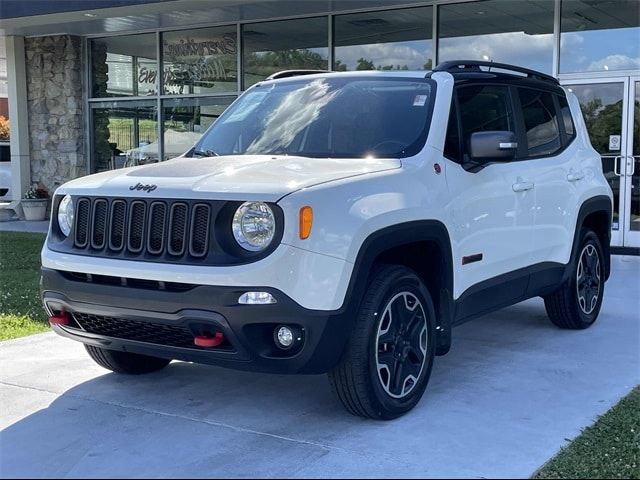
[22,184,49,221]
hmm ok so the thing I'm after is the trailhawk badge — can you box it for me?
[129,183,158,193]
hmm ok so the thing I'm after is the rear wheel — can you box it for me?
[84,345,171,374]
[543,229,605,329]
[329,265,436,420]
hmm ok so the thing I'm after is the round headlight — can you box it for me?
[232,202,275,251]
[57,195,74,237]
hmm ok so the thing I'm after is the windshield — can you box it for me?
[192,76,435,159]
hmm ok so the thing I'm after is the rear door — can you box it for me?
[514,86,578,267]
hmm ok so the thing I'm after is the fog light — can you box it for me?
[238,291,276,305]
[275,326,294,349]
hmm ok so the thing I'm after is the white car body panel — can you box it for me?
[42,243,352,311]
[56,155,399,202]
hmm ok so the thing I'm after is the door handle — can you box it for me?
[567,170,585,182]
[614,156,622,176]
[628,155,637,176]
[512,180,534,192]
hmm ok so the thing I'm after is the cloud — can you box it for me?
[438,31,554,71]
[587,54,640,71]
[335,40,432,70]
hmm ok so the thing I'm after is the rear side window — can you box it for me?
[557,94,576,143]
[457,85,515,161]
[518,88,561,158]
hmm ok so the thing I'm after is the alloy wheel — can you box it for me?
[375,292,428,399]
[576,244,601,315]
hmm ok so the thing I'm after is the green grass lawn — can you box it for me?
[535,386,640,479]
[0,231,49,340]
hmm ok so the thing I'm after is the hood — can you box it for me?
[58,155,401,201]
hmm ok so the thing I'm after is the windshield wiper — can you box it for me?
[192,148,219,158]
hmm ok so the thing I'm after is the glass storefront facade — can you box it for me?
[87,0,640,174]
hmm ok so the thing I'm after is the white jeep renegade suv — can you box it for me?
[41,61,613,419]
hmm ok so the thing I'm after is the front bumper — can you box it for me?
[41,268,353,374]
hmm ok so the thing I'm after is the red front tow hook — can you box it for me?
[49,312,70,326]
[194,332,224,348]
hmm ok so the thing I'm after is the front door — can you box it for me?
[563,78,640,248]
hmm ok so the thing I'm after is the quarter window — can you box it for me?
[518,88,561,157]
[557,94,576,143]
[457,85,515,161]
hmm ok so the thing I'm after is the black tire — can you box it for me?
[328,265,436,420]
[543,229,605,329]
[84,344,171,374]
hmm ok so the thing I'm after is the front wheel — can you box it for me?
[543,229,605,329]
[329,265,436,420]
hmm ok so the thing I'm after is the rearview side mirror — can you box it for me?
[469,131,518,162]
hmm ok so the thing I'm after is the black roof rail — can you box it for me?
[265,69,331,80]
[433,60,559,85]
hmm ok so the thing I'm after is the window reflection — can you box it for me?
[91,34,157,97]
[438,0,554,74]
[162,96,235,161]
[91,101,158,171]
[560,0,640,73]
[242,18,328,88]
[162,27,238,94]
[333,7,433,71]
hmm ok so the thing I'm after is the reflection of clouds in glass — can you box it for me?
[560,29,640,73]
[335,40,431,70]
[246,79,337,154]
[588,54,640,72]
[439,32,554,73]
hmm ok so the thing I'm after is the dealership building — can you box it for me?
[0,0,638,248]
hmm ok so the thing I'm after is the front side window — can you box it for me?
[456,85,515,161]
[193,77,435,159]
[518,88,561,158]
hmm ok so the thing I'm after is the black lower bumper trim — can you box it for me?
[41,268,353,374]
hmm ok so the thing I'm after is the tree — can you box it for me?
[356,57,375,70]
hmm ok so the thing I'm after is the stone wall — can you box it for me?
[25,35,85,195]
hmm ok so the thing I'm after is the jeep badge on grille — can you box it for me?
[130,183,158,193]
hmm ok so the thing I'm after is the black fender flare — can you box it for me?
[339,220,454,355]
[567,195,612,282]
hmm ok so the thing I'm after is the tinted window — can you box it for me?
[242,18,328,89]
[457,85,515,160]
[560,0,640,73]
[444,101,460,161]
[518,88,561,157]
[194,77,435,159]
[557,94,576,143]
[439,0,554,74]
[91,34,157,98]
[334,7,433,71]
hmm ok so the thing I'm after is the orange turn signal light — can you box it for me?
[299,206,313,240]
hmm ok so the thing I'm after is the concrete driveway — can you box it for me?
[1,255,638,479]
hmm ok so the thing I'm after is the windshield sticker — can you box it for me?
[413,94,428,107]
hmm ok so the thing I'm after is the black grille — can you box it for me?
[72,312,197,348]
[190,204,211,257]
[75,199,90,247]
[109,200,127,251]
[73,197,214,261]
[91,199,108,249]
[71,312,231,351]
